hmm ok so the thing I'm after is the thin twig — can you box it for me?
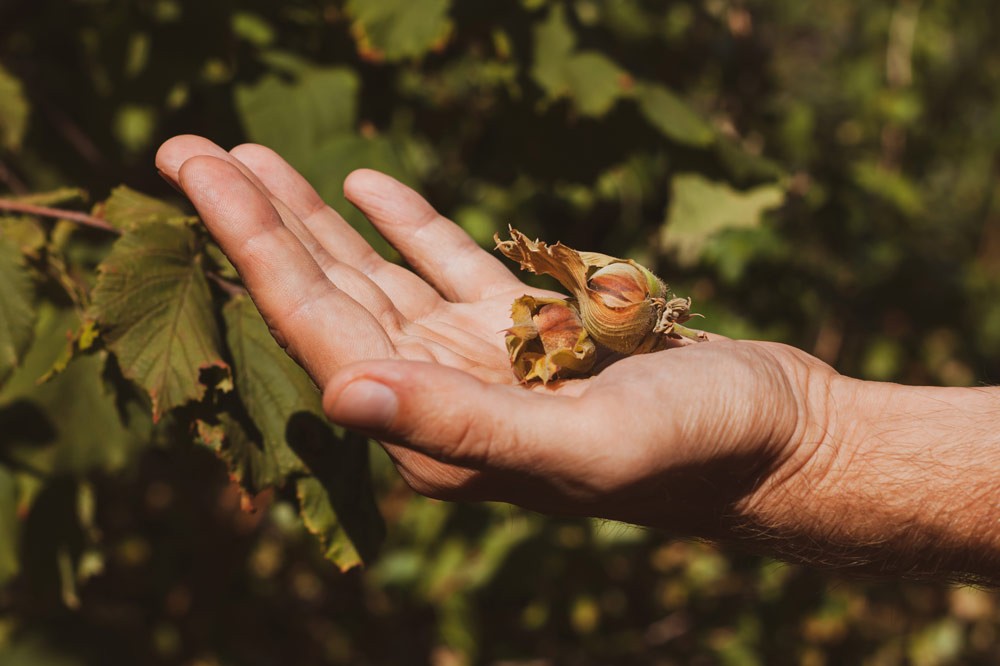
[2,197,247,297]
[0,198,119,233]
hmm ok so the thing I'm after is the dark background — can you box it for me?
[2,0,1000,664]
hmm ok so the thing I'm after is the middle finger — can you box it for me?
[228,143,445,319]
[157,136,412,327]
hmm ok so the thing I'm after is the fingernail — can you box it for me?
[328,379,398,430]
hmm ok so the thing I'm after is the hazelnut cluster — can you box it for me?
[495,228,706,383]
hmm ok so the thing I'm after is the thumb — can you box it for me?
[322,360,583,471]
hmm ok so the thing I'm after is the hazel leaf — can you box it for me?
[0,465,17,585]
[96,185,195,230]
[0,237,36,387]
[345,0,453,62]
[635,82,714,147]
[219,296,384,569]
[0,304,152,478]
[89,223,226,421]
[663,174,786,265]
[531,5,628,117]
[221,296,314,488]
[0,65,29,151]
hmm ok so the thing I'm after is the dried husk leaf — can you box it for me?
[495,228,704,358]
[505,295,595,383]
[495,229,592,294]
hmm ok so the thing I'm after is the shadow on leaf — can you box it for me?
[286,412,385,565]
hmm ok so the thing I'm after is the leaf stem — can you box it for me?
[0,198,119,233]
[208,271,248,296]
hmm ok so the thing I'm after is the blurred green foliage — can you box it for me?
[3,0,1000,664]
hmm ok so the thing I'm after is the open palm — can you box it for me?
[157,135,564,389]
[156,135,829,536]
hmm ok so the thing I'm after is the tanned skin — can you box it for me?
[156,135,1000,584]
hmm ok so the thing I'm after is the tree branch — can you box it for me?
[1,197,247,296]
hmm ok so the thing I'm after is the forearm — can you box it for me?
[743,376,1000,583]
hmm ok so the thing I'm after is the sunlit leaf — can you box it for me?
[301,133,408,258]
[219,297,311,488]
[0,305,150,476]
[0,217,45,264]
[204,242,239,281]
[558,53,627,117]
[7,188,87,208]
[36,319,99,385]
[234,60,412,257]
[296,477,350,557]
[634,82,714,147]
[112,104,156,154]
[195,414,276,490]
[907,619,964,664]
[0,238,36,386]
[96,185,194,230]
[0,304,79,400]
[531,5,627,117]
[231,11,274,47]
[463,516,538,590]
[222,297,383,569]
[235,65,358,169]
[295,426,384,568]
[0,65,29,151]
[345,0,452,62]
[663,174,786,265]
[852,161,923,216]
[533,3,575,62]
[31,355,144,475]
[0,465,19,585]
[90,223,225,420]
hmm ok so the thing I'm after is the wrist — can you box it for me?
[737,365,1000,581]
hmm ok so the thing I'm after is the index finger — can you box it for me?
[227,143,446,318]
[177,155,397,387]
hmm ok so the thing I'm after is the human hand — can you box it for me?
[155,136,1000,582]
[154,135,840,540]
[157,135,1000,581]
